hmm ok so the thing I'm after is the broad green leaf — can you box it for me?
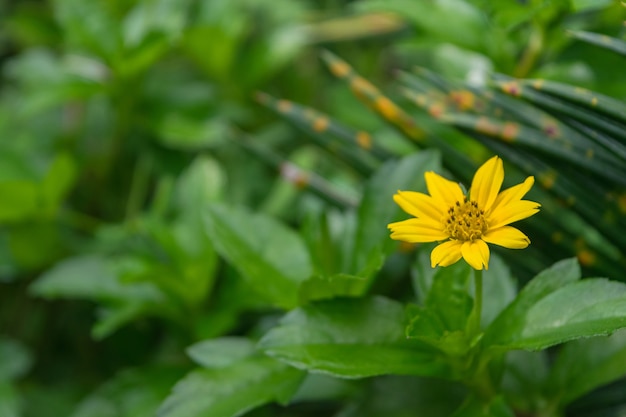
[6,221,66,270]
[203,204,312,309]
[259,296,451,379]
[298,273,368,304]
[70,366,185,417]
[338,376,465,417]
[30,255,163,303]
[411,250,437,305]
[157,356,304,417]
[53,0,122,61]
[30,255,166,339]
[357,0,486,52]
[481,255,517,327]
[156,114,229,151]
[482,258,580,349]
[571,0,613,11]
[500,350,549,414]
[174,156,225,212]
[186,338,255,369]
[547,328,626,405]
[0,181,38,222]
[40,152,76,214]
[407,262,473,356]
[349,150,441,274]
[509,279,626,349]
[122,0,191,47]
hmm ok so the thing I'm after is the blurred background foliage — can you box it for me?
[0,0,625,416]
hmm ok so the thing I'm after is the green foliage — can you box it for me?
[2,0,626,416]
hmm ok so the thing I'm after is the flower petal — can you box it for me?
[490,176,535,213]
[393,191,443,222]
[461,240,490,270]
[487,200,541,229]
[482,226,530,249]
[469,156,503,212]
[388,218,448,242]
[425,171,465,209]
[431,240,463,267]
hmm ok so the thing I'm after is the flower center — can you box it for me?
[444,197,487,241]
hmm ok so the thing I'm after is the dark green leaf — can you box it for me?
[157,356,304,417]
[501,350,549,414]
[451,395,515,417]
[204,204,312,309]
[548,329,626,405]
[259,296,451,379]
[483,258,580,349]
[407,262,473,356]
[70,366,185,417]
[186,338,256,369]
[481,255,517,327]
[298,273,368,304]
[30,255,163,303]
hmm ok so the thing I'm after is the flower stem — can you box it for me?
[469,269,483,338]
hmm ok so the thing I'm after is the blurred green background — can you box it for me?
[1,0,625,416]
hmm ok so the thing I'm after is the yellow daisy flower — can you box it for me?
[388,156,540,270]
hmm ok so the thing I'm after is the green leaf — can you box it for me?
[570,0,614,12]
[174,156,225,212]
[30,255,166,339]
[407,262,473,356]
[547,329,626,405]
[70,366,185,417]
[451,395,515,417]
[0,181,38,222]
[349,149,441,274]
[357,0,486,51]
[485,258,626,350]
[483,258,580,349]
[40,152,76,214]
[157,356,304,417]
[500,350,549,414]
[259,296,451,379]
[509,279,626,349]
[338,375,465,417]
[186,338,256,369]
[204,204,312,309]
[30,255,163,303]
[481,255,517,327]
[53,0,122,61]
[298,273,368,304]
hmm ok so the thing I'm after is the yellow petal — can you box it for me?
[425,171,465,209]
[393,191,443,222]
[487,200,541,229]
[490,176,535,213]
[388,218,448,242]
[469,156,503,212]
[431,240,463,267]
[461,240,490,270]
[482,226,530,249]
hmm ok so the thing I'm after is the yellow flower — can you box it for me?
[388,156,540,270]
